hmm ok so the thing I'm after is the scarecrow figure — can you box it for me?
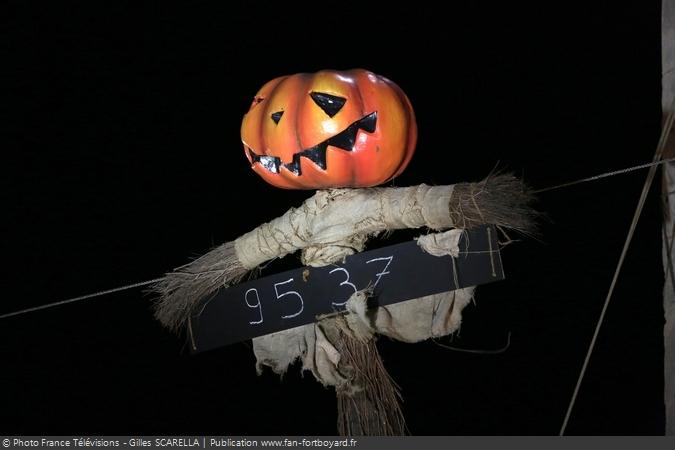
[152,69,535,435]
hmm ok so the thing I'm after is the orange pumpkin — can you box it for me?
[241,69,417,189]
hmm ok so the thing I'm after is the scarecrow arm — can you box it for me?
[152,174,535,331]
[235,183,452,269]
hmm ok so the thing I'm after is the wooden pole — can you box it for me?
[661,0,675,436]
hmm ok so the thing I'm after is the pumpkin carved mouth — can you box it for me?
[247,112,377,176]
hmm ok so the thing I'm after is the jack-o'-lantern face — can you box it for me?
[241,69,417,189]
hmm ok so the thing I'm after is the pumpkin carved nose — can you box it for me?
[310,92,346,117]
[270,110,284,125]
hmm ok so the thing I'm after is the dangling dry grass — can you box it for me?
[335,329,406,436]
[450,173,538,237]
[150,241,248,332]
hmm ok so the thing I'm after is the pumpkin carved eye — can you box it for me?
[270,110,284,124]
[310,92,346,117]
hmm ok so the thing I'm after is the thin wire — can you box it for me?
[534,156,675,194]
[432,331,511,354]
[559,103,675,436]
[2,148,675,323]
[0,278,163,320]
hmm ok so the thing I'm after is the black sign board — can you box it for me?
[191,225,503,353]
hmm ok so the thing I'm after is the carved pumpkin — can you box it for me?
[241,69,417,189]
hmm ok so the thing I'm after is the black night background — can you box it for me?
[1,1,666,435]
